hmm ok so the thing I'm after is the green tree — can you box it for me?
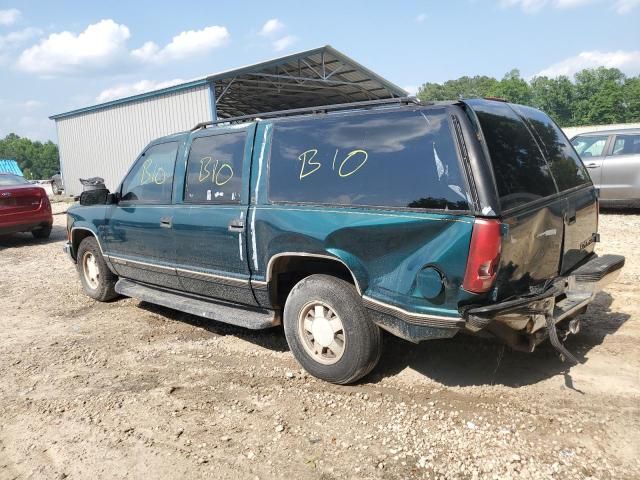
[490,69,532,105]
[418,75,498,101]
[623,76,640,122]
[530,75,574,126]
[572,67,626,125]
[0,133,60,179]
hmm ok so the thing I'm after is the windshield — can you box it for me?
[0,174,29,186]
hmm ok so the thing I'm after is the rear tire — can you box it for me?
[32,224,52,239]
[76,236,118,302]
[283,274,382,384]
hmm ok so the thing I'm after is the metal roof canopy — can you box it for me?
[49,45,407,121]
[209,45,407,118]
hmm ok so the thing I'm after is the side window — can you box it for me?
[184,132,245,203]
[510,104,591,191]
[571,135,608,157]
[611,134,640,156]
[466,100,556,210]
[121,142,178,203]
[268,109,469,210]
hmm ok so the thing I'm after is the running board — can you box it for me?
[115,279,278,330]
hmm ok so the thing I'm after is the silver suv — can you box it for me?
[571,128,640,208]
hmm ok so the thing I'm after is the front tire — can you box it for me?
[283,274,382,384]
[76,236,118,302]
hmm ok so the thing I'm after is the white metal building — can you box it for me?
[50,46,407,196]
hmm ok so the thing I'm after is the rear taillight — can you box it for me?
[462,219,502,293]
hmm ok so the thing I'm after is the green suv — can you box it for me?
[63,98,624,384]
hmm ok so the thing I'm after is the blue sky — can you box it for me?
[1,0,639,141]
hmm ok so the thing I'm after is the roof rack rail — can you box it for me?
[191,97,424,131]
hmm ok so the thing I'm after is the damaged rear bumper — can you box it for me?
[463,254,625,354]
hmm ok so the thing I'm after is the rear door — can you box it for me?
[601,133,640,202]
[511,104,597,274]
[570,134,610,188]
[464,100,596,299]
[171,124,258,306]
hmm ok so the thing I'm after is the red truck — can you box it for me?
[0,174,53,238]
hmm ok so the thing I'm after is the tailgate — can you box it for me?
[464,100,597,299]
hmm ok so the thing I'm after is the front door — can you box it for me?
[571,134,609,189]
[171,125,257,306]
[102,140,181,290]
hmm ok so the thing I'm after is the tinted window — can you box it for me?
[121,142,178,203]
[572,135,608,157]
[467,100,556,210]
[185,132,245,203]
[0,174,29,186]
[268,109,469,210]
[612,134,640,156]
[512,104,590,191]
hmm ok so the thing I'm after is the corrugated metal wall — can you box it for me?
[56,85,212,196]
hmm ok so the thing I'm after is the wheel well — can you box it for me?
[269,256,358,309]
[71,229,95,260]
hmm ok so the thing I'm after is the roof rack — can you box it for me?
[191,97,424,131]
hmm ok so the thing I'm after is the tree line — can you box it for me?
[0,133,59,180]
[417,67,640,127]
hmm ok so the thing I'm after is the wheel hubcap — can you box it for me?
[83,252,100,290]
[298,301,345,365]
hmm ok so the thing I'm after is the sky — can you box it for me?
[0,0,639,142]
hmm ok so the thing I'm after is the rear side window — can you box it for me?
[572,135,608,157]
[184,132,245,204]
[268,109,469,210]
[121,141,178,203]
[512,104,590,191]
[467,100,556,210]
[612,134,640,156]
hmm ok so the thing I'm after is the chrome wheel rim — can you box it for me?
[298,301,345,365]
[82,252,100,290]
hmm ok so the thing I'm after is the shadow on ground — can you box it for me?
[600,207,640,215]
[134,290,628,389]
[0,224,67,250]
[370,291,629,388]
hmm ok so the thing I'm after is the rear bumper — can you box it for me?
[0,216,53,235]
[464,254,624,351]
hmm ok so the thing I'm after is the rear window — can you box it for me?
[467,100,556,210]
[0,174,29,186]
[268,109,469,210]
[511,104,590,191]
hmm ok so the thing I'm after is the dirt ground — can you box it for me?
[1,205,638,480]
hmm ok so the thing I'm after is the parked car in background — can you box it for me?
[51,172,64,195]
[64,98,623,384]
[571,128,640,208]
[0,173,53,238]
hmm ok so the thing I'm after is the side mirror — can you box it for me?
[79,188,109,206]
[107,192,120,204]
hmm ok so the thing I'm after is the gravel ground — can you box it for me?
[0,205,639,479]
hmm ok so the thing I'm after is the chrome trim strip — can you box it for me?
[108,255,176,273]
[175,267,249,285]
[362,295,462,322]
[265,252,362,295]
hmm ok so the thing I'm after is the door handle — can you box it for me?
[228,218,245,232]
[586,163,600,169]
[160,216,172,228]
